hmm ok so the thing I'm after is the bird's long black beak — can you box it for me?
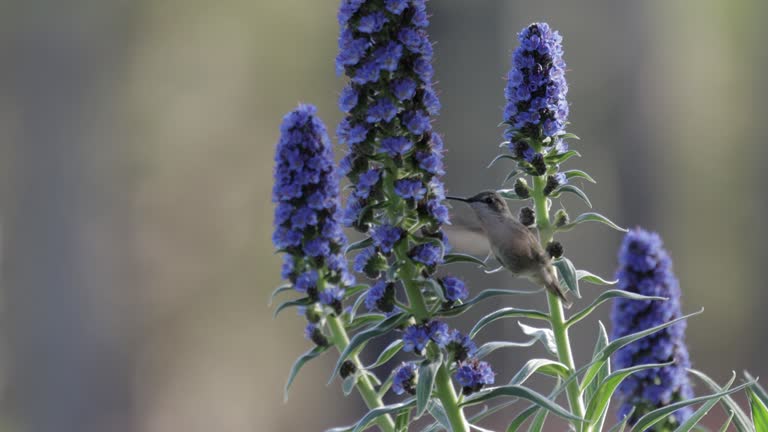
[446,196,470,203]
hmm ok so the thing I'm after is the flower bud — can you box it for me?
[519,207,535,226]
[514,178,531,199]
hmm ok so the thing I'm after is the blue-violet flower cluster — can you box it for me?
[611,228,693,428]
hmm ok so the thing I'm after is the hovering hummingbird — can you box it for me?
[446,191,572,308]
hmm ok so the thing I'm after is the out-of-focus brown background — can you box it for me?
[1,1,766,431]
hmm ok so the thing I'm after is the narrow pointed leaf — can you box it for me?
[469,308,549,338]
[553,257,580,298]
[498,189,526,200]
[507,405,539,432]
[563,169,596,184]
[268,284,293,305]
[527,408,548,432]
[367,340,404,369]
[558,212,626,233]
[344,283,369,299]
[284,345,330,401]
[718,412,735,432]
[576,269,619,286]
[556,132,581,140]
[347,314,385,331]
[330,312,408,383]
[460,384,581,423]
[584,362,671,425]
[444,252,488,267]
[274,297,314,318]
[518,323,558,357]
[342,374,358,396]
[745,371,768,406]
[425,401,451,430]
[437,288,543,317]
[567,290,667,328]
[345,237,373,255]
[688,369,754,432]
[509,358,570,386]
[631,381,753,432]
[747,387,768,431]
[674,373,736,432]
[585,323,610,407]
[475,339,538,360]
[545,149,581,164]
[607,407,635,432]
[351,399,417,432]
[503,169,521,185]
[395,408,411,431]
[488,154,517,168]
[552,184,592,208]
[416,357,441,418]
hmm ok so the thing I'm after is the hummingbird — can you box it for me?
[446,191,572,308]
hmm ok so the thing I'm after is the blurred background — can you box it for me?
[1,0,766,431]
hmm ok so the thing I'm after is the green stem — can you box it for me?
[327,315,396,432]
[532,175,587,430]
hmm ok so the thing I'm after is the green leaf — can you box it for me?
[344,284,369,299]
[558,212,627,232]
[518,323,557,357]
[745,371,768,406]
[555,132,581,140]
[631,381,754,432]
[553,257,580,298]
[437,288,543,318]
[345,237,374,255]
[674,373,736,432]
[688,369,754,432]
[563,169,596,184]
[586,322,611,432]
[443,253,488,267]
[545,149,581,165]
[498,189,526,200]
[460,384,582,423]
[509,358,570,386]
[330,312,408,383]
[607,407,635,432]
[506,405,539,432]
[503,169,521,185]
[566,290,667,328]
[469,400,519,423]
[475,339,538,360]
[343,374,358,396]
[347,314,385,332]
[580,309,703,391]
[551,184,592,208]
[487,154,517,168]
[576,269,619,286]
[527,408,548,432]
[284,345,330,401]
[268,284,293,306]
[426,400,451,430]
[350,399,417,432]
[367,340,404,369]
[470,424,495,432]
[395,408,411,432]
[273,297,313,318]
[416,357,441,418]
[718,412,735,432]
[748,387,768,431]
[469,308,549,338]
[423,279,446,303]
[584,362,671,425]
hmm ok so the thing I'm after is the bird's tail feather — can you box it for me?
[541,266,572,309]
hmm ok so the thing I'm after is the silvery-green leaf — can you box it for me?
[423,279,446,302]
[718,412,735,432]
[527,408,548,432]
[607,407,634,432]
[344,284,369,299]
[576,269,618,286]
[562,169,596,184]
[347,314,385,331]
[416,357,441,418]
[587,323,611,432]
[378,368,396,399]
[545,149,581,165]
[343,374,358,396]
[688,369,754,432]
[553,257,580,298]
[558,212,626,233]
[468,400,518,424]
[460,384,581,423]
[350,399,417,432]
[470,424,495,432]
[551,185,592,208]
[268,283,293,306]
[566,290,666,328]
[487,154,517,168]
[345,237,373,255]
[509,358,570,386]
[437,288,543,318]
[348,291,368,324]
[506,405,539,432]
[395,408,411,432]
[443,252,488,267]
[284,345,330,401]
[518,323,557,357]
[745,371,768,406]
[555,132,581,140]
[469,308,549,338]
[368,340,404,369]
[631,381,753,432]
[475,339,538,360]
[674,373,736,432]
[273,297,313,318]
[426,400,451,430]
[498,189,526,200]
[503,169,521,185]
[330,312,408,383]
[747,387,768,431]
[584,362,671,425]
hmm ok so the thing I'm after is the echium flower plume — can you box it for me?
[503,22,571,187]
[611,228,693,429]
[272,104,353,345]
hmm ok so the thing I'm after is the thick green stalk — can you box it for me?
[532,175,587,429]
[326,315,396,432]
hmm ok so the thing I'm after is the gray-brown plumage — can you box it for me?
[446,191,572,308]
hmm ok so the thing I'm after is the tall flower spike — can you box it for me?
[611,228,693,428]
[504,22,568,142]
[273,104,353,334]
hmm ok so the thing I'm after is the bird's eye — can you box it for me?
[485,197,493,204]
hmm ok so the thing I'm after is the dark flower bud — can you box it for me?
[340,360,358,379]
[514,178,531,199]
[305,323,329,348]
[546,241,564,259]
[531,153,547,176]
[543,175,560,196]
[304,306,322,324]
[365,281,396,313]
[554,209,569,227]
[519,207,535,226]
